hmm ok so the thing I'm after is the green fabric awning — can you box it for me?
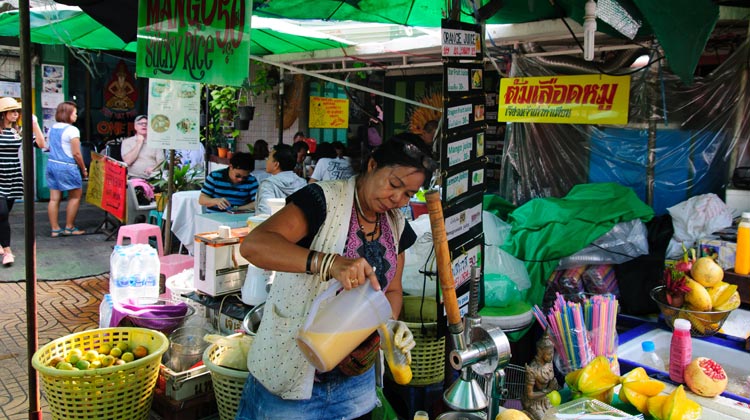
[252,0,720,84]
[0,7,350,56]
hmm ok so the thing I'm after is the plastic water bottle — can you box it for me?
[640,340,665,371]
[110,248,130,303]
[98,294,113,328]
[140,247,160,302]
[735,212,750,275]
[669,318,693,383]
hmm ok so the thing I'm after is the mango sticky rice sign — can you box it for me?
[499,75,630,125]
[309,96,349,129]
[136,0,251,86]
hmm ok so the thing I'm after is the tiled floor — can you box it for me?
[0,275,107,420]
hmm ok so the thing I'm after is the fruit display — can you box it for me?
[564,356,621,404]
[647,385,702,420]
[495,409,531,420]
[560,356,709,419]
[656,255,740,336]
[684,357,728,397]
[48,341,149,370]
[618,367,666,414]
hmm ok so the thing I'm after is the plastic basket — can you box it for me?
[391,296,445,386]
[650,286,734,337]
[203,336,250,420]
[31,327,168,420]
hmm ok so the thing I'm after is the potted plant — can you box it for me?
[208,85,240,139]
[204,85,240,155]
[150,159,204,210]
[236,87,255,130]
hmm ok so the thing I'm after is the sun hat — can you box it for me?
[0,97,21,113]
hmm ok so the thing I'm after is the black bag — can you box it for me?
[614,214,674,316]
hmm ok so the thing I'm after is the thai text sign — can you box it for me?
[309,96,349,129]
[86,152,127,222]
[499,74,630,124]
[136,0,251,86]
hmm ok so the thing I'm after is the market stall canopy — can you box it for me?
[56,0,733,84]
[0,5,351,55]
[252,0,722,84]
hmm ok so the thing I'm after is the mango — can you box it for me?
[684,277,712,311]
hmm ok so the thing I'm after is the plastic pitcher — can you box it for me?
[296,282,392,372]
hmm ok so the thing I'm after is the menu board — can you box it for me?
[147,78,201,150]
[86,152,127,222]
[435,19,487,324]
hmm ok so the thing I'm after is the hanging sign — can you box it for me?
[136,0,251,86]
[309,96,349,129]
[451,234,483,291]
[441,19,483,59]
[499,74,631,124]
[443,192,484,249]
[86,152,127,222]
[147,79,201,150]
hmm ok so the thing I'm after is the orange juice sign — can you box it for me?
[499,74,630,124]
[309,96,349,129]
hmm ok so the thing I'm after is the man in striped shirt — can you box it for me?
[199,152,258,212]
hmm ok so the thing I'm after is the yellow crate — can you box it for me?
[31,327,168,420]
[203,337,250,420]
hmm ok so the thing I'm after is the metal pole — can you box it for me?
[278,68,284,144]
[164,150,175,254]
[19,0,42,418]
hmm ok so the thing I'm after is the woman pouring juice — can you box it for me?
[238,133,435,420]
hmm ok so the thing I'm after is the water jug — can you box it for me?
[296,282,392,372]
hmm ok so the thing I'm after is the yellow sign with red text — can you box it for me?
[309,96,349,129]
[499,74,630,124]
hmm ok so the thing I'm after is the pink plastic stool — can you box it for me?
[116,223,164,256]
[160,254,194,284]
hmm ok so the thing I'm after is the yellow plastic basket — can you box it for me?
[391,296,445,386]
[31,327,168,420]
[203,337,250,420]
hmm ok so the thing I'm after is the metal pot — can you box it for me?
[241,302,264,335]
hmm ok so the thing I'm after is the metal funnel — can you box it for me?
[443,374,489,412]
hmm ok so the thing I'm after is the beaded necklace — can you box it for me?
[354,188,381,240]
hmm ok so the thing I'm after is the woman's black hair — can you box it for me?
[366,132,436,188]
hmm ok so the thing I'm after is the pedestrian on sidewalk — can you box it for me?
[46,101,87,238]
[0,96,46,266]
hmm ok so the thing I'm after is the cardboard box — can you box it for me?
[698,237,737,270]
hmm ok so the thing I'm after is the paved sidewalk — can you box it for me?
[0,275,107,420]
[3,198,117,281]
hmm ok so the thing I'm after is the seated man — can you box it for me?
[199,152,258,212]
[120,115,164,179]
[255,144,306,215]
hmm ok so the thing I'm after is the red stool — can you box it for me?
[117,223,164,256]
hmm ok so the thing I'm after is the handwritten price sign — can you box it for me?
[309,96,349,129]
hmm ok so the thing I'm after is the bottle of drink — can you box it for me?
[669,318,692,383]
[98,294,113,328]
[110,248,130,303]
[735,212,750,275]
[640,340,665,371]
[413,410,429,420]
[139,247,160,303]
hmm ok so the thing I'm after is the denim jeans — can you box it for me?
[235,368,377,420]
